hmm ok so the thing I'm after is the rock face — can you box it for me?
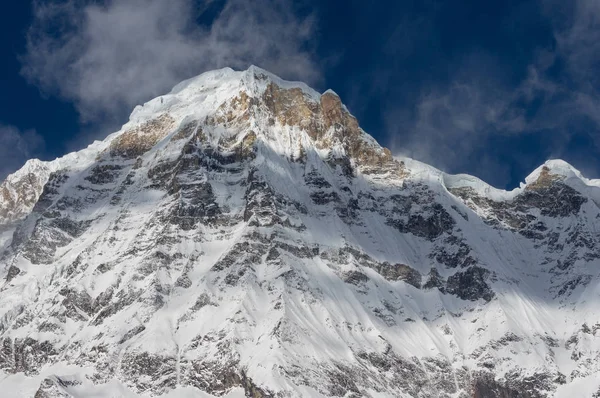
[0,160,54,250]
[0,66,600,397]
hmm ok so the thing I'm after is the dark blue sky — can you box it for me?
[1,0,600,188]
[0,3,79,163]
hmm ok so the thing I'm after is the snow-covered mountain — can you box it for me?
[1,66,599,398]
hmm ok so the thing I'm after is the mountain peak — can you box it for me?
[109,65,405,180]
[2,67,600,397]
[525,159,585,186]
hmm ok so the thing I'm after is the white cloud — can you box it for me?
[0,125,45,182]
[21,0,320,122]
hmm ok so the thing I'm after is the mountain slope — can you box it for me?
[1,66,600,397]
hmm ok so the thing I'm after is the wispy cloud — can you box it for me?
[21,0,320,123]
[0,125,45,182]
[386,54,529,184]
[386,0,600,186]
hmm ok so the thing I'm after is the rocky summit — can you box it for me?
[0,66,600,397]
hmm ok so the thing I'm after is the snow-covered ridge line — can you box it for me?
[126,65,321,130]
[2,66,599,199]
[401,155,600,201]
[2,135,111,186]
